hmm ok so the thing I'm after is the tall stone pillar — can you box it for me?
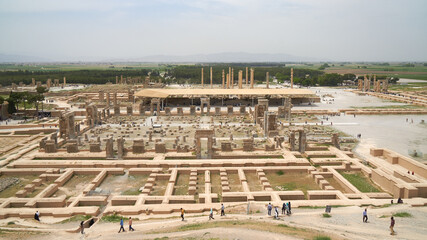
[121,75,124,84]
[106,137,114,158]
[117,137,125,159]
[32,78,35,87]
[250,68,254,89]
[63,77,66,86]
[238,70,243,89]
[228,67,231,88]
[246,67,249,86]
[289,131,296,151]
[222,70,225,89]
[266,72,269,89]
[226,74,230,89]
[231,68,234,88]
[291,68,294,89]
[106,93,110,106]
[331,133,340,149]
[113,92,117,105]
[298,130,306,153]
[201,68,204,87]
[210,67,213,88]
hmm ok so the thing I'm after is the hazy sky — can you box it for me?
[0,0,426,61]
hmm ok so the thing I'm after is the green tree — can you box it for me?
[0,96,4,105]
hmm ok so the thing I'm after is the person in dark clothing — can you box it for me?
[221,204,225,216]
[282,202,286,215]
[34,211,40,221]
[80,221,85,234]
[390,217,395,235]
[288,202,292,214]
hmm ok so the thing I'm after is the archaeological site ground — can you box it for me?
[0,65,426,240]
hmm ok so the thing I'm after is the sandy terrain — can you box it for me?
[1,203,425,240]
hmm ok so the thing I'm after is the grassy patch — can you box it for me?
[60,215,91,224]
[393,212,412,218]
[150,220,337,240]
[101,214,127,222]
[121,188,140,195]
[276,170,284,176]
[339,172,380,192]
[314,236,331,240]
[322,213,331,218]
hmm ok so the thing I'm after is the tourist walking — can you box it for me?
[80,221,85,234]
[128,217,135,231]
[221,204,225,216]
[274,206,279,219]
[282,202,286,215]
[181,208,185,221]
[288,202,292,214]
[209,208,215,220]
[267,203,272,216]
[34,211,40,221]
[363,208,368,223]
[118,218,125,233]
[390,217,395,235]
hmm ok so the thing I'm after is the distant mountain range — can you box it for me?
[0,52,321,63]
[124,52,319,63]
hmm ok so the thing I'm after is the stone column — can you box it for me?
[196,137,201,159]
[222,69,225,89]
[238,70,243,89]
[31,78,35,87]
[115,76,118,84]
[106,93,110,106]
[266,72,269,89]
[210,67,213,88]
[120,75,123,84]
[228,67,231,88]
[298,130,306,153]
[231,68,234,88]
[117,137,125,159]
[113,92,117,105]
[289,131,296,151]
[291,68,294,89]
[331,133,340,149]
[201,67,204,87]
[63,77,66,86]
[106,137,114,158]
[246,67,249,86]
[250,68,254,89]
[226,74,230,89]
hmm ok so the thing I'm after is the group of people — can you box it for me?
[267,202,292,219]
[118,217,135,233]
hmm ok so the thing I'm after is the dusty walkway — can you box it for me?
[2,204,425,240]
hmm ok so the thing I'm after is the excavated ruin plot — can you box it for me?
[53,174,95,198]
[227,172,243,192]
[245,171,263,191]
[173,173,189,195]
[266,171,321,198]
[0,175,39,198]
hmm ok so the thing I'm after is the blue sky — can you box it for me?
[0,0,426,61]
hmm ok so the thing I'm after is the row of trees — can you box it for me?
[1,87,47,115]
[0,69,152,86]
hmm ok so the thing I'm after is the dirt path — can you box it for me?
[1,204,426,240]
